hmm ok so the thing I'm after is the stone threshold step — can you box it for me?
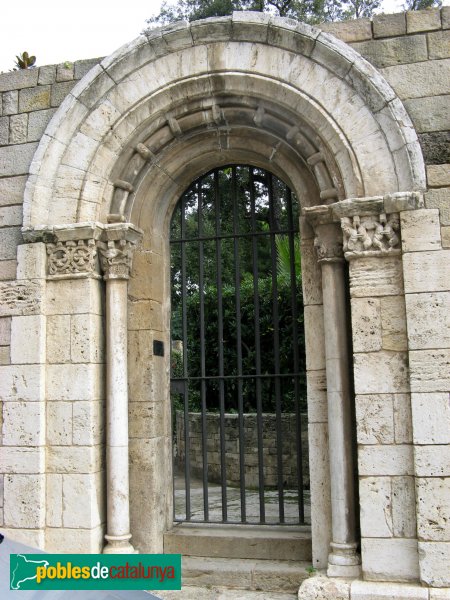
[164,523,312,562]
[156,585,297,599]
[181,556,310,593]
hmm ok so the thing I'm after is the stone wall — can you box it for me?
[0,9,448,595]
[176,411,309,488]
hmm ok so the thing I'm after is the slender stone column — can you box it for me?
[98,224,142,554]
[314,223,361,578]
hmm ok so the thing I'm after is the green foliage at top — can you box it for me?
[15,51,36,70]
[402,0,441,9]
[145,0,383,27]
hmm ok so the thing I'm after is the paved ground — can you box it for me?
[157,587,297,599]
[174,474,311,525]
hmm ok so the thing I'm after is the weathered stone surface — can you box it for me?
[425,188,450,226]
[361,538,419,582]
[9,113,27,144]
[298,575,350,600]
[2,90,18,115]
[46,401,72,445]
[443,6,450,29]
[351,580,428,600]
[4,474,45,527]
[0,69,38,93]
[0,260,16,281]
[304,305,325,371]
[73,401,103,446]
[416,476,450,542]
[46,525,104,553]
[405,95,450,134]
[381,59,450,100]
[19,86,51,112]
[418,541,450,587]
[62,473,103,528]
[0,280,43,317]
[403,250,450,293]
[359,477,393,537]
[0,227,22,260]
[74,57,103,79]
[405,292,450,349]
[353,351,409,394]
[306,370,327,424]
[70,313,103,363]
[0,175,27,206]
[0,205,22,227]
[0,142,38,177]
[0,345,10,364]
[393,393,413,444]
[427,164,450,188]
[0,115,8,144]
[401,209,441,252]
[50,81,77,107]
[442,226,450,248]
[352,35,427,69]
[409,349,450,392]
[46,278,103,315]
[358,445,414,476]
[38,65,56,85]
[419,131,450,165]
[47,445,103,474]
[415,448,450,478]
[356,394,394,444]
[300,243,322,306]
[46,364,103,401]
[2,401,45,446]
[412,393,450,444]
[10,314,45,364]
[27,108,56,141]
[0,446,44,473]
[406,9,441,34]
[319,18,371,42]
[392,476,417,538]
[349,255,404,299]
[47,314,70,363]
[351,298,382,352]
[428,30,450,60]
[373,13,406,38]
[46,473,62,527]
[0,316,11,345]
[56,62,74,82]
[379,296,407,352]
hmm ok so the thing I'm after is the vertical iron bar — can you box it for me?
[232,166,247,522]
[198,180,209,521]
[268,173,285,523]
[286,187,305,523]
[180,195,191,520]
[250,167,265,523]
[215,170,228,522]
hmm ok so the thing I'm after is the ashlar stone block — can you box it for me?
[2,401,45,446]
[418,541,450,587]
[47,445,103,474]
[0,446,44,473]
[381,59,450,100]
[45,525,104,553]
[416,477,450,542]
[0,316,11,345]
[400,209,441,252]
[409,349,450,393]
[46,278,103,315]
[362,538,419,582]
[356,394,394,445]
[415,447,450,477]
[403,250,450,293]
[351,298,382,353]
[425,188,450,226]
[351,580,428,600]
[411,393,450,444]
[70,313,103,363]
[380,296,407,352]
[10,314,45,364]
[373,13,406,38]
[73,401,103,446]
[62,473,103,528]
[353,351,409,395]
[359,477,393,537]
[46,402,72,446]
[0,364,45,401]
[46,473,62,527]
[406,9,441,33]
[46,314,71,363]
[306,369,327,424]
[358,445,414,476]
[427,164,450,188]
[392,476,417,538]
[46,363,104,401]
[304,304,325,371]
[406,292,450,349]
[4,474,45,528]
[393,393,413,444]
[349,256,404,298]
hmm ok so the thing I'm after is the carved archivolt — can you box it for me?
[341,213,400,258]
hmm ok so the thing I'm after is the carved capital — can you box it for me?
[313,223,344,264]
[47,239,98,278]
[98,223,143,280]
[341,212,400,260]
[98,239,135,280]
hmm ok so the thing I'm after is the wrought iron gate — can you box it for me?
[170,165,307,525]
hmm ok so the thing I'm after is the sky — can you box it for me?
[0,0,446,74]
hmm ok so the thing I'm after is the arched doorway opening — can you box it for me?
[169,165,308,527]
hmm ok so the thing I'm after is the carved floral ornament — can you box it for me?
[47,239,98,278]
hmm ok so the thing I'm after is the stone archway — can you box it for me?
[21,11,424,575]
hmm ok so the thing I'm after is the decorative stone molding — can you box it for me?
[98,223,143,281]
[313,223,344,264]
[341,213,400,259]
[47,239,98,278]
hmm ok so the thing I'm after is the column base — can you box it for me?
[103,533,137,554]
[327,541,361,577]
